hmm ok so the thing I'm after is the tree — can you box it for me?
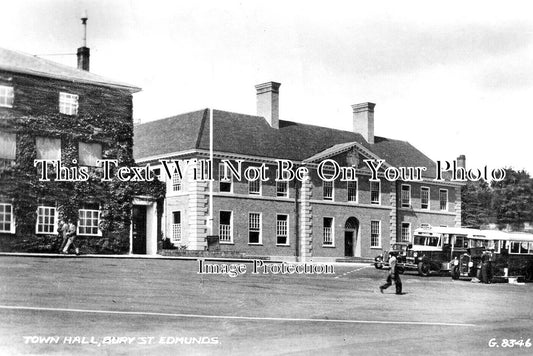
[491,168,533,230]
[461,180,494,228]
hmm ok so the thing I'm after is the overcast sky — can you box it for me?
[2,0,532,174]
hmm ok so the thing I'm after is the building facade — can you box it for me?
[0,47,160,254]
[134,82,462,260]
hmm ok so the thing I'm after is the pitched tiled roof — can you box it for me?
[133,108,437,177]
[0,47,140,92]
[134,109,208,159]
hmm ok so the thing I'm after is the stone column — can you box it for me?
[299,171,313,261]
[187,161,209,250]
[454,186,462,227]
[390,183,397,244]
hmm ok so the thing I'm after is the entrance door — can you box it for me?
[345,231,354,257]
[345,217,360,257]
[132,205,147,254]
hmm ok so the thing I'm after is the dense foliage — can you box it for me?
[0,112,165,253]
[462,168,533,230]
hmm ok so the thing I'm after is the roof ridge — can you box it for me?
[0,47,140,91]
[195,109,209,149]
[135,108,209,127]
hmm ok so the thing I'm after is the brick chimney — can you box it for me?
[77,12,90,71]
[77,47,90,71]
[255,82,281,129]
[457,154,466,169]
[352,102,376,144]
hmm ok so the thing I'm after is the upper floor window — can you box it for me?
[0,202,14,234]
[59,92,79,115]
[79,142,102,167]
[0,131,16,168]
[370,181,381,204]
[401,184,411,208]
[219,162,232,193]
[276,181,289,198]
[439,189,448,211]
[347,181,358,202]
[323,181,333,200]
[172,173,182,192]
[322,164,335,201]
[36,137,61,160]
[0,85,14,108]
[249,179,261,195]
[277,170,290,198]
[421,187,430,210]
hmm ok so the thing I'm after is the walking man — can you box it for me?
[62,219,80,255]
[380,251,402,294]
[57,219,69,253]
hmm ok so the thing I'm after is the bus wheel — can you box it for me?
[418,262,430,277]
[451,266,460,280]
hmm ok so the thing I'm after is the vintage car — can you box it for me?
[450,247,486,280]
[373,242,410,273]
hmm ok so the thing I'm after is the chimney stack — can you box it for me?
[352,102,376,144]
[255,82,281,129]
[77,11,90,71]
[457,154,466,169]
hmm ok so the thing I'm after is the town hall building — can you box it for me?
[134,82,462,261]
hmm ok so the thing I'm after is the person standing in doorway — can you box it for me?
[62,219,80,255]
[380,251,403,294]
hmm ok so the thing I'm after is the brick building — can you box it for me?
[0,46,158,254]
[134,82,462,260]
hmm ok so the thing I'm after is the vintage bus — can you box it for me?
[405,226,496,276]
[451,230,533,281]
[405,226,533,280]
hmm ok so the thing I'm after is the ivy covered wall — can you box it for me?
[0,71,164,253]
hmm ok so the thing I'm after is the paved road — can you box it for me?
[0,256,532,355]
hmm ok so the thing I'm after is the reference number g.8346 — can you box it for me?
[488,338,531,348]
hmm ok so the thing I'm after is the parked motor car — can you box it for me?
[374,242,410,273]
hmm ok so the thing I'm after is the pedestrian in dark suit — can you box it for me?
[380,252,402,294]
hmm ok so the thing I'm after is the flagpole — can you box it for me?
[208,107,214,237]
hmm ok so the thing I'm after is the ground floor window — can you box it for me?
[172,211,182,243]
[400,222,411,242]
[0,203,14,233]
[276,214,288,245]
[78,209,101,236]
[370,220,381,247]
[36,206,57,234]
[219,211,232,243]
[323,217,334,246]
[248,213,261,244]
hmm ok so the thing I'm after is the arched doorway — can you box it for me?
[344,217,360,257]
